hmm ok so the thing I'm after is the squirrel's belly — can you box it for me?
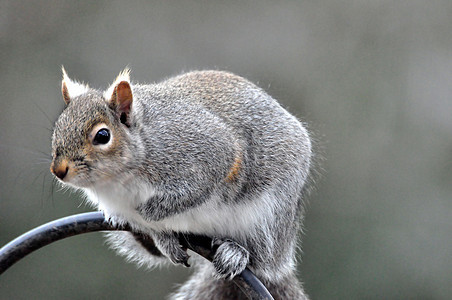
[84,182,277,239]
[154,191,277,238]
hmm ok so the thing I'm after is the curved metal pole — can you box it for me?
[0,212,273,300]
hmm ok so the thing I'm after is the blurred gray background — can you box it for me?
[1,1,451,299]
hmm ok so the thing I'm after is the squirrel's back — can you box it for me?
[133,70,311,197]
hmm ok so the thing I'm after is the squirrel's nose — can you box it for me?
[51,160,69,180]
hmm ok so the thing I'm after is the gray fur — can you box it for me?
[51,70,312,299]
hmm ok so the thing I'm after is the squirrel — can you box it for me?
[51,68,312,299]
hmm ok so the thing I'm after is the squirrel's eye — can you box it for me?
[93,128,110,145]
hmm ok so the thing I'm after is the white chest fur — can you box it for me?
[83,180,154,228]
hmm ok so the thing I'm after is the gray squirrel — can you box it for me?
[51,68,312,299]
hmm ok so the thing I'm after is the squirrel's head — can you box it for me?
[51,68,134,188]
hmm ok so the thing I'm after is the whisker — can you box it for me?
[33,161,52,166]
[51,176,56,205]
[40,170,46,208]
[41,171,54,208]
[31,100,54,127]
[30,169,45,188]
[0,144,51,160]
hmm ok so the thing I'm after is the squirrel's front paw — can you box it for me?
[212,237,249,280]
[152,231,190,267]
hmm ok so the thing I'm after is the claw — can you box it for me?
[170,249,191,267]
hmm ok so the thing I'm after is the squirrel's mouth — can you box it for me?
[50,161,90,188]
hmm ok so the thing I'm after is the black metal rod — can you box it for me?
[0,212,273,300]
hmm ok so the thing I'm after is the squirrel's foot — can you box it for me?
[152,231,190,267]
[211,237,249,280]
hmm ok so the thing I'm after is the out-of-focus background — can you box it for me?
[1,1,451,299]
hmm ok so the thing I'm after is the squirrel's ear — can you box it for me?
[61,67,89,105]
[106,69,133,126]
